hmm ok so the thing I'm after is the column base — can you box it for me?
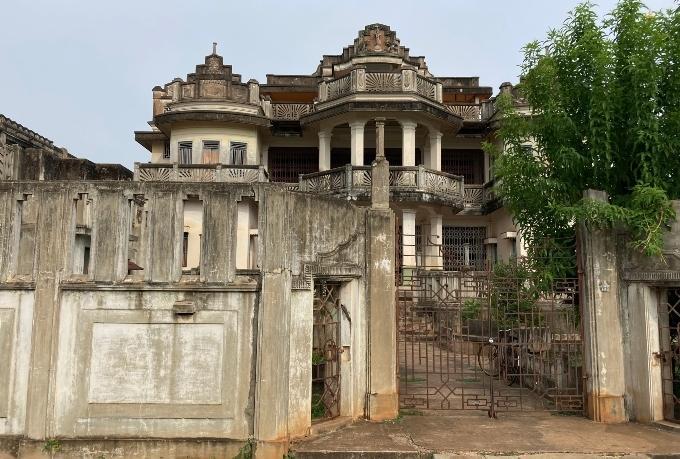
[254,439,289,459]
[586,393,627,423]
[368,392,399,421]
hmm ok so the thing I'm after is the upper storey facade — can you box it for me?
[134,24,504,214]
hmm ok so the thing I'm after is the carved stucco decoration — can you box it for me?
[355,24,400,54]
[292,227,365,290]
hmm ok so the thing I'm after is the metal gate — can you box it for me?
[398,263,584,415]
[659,288,680,422]
[312,281,342,421]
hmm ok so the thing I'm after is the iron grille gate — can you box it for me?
[659,289,680,422]
[312,281,342,421]
[398,268,584,415]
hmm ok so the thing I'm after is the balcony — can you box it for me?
[134,163,268,183]
[462,181,500,214]
[298,165,464,208]
[318,68,443,105]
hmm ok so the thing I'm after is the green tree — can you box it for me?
[485,0,679,278]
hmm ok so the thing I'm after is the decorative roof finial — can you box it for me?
[212,42,217,55]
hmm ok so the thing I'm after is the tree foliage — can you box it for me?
[485,0,680,277]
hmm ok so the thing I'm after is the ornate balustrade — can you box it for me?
[463,181,499,212]
[134,163,268,183]
[298,165,463,206]
[270,103,314,120]
[318,68,443,104]
[446,104,482,121]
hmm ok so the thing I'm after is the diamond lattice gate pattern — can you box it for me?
[397,267,584,415]
[312,282,342,421]
[659,289,680,422]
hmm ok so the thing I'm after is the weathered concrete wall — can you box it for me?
[579,191,680,424]
[0,180,387,458]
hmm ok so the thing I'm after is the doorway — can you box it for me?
[659,288,680,422]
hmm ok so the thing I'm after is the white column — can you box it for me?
[428,131,442,171]
[318,130,332,171]
[401,121,417,166]
[349,120,366,166]
[402,209,417,268]
[426,214,443,269]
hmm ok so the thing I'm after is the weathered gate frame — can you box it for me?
[397,239,585,416]
[658,288,680,422]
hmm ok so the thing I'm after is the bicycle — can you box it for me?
[477,329,520,385]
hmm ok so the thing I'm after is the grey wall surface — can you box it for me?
[0,180,376,457]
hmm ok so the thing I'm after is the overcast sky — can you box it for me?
[1,0,676,169]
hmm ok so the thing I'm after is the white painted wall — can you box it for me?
[168,123,259,165]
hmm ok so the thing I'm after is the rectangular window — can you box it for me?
[182,196,203,274]
[182,231,189,268]
[178,141,193,165]
[72,193,92,276]
[442,226,487,270]
[202,140,220,164]
[17,195,37,276]
[442,149,484,184]
[127,194,146,277]
[267,147,318,183]
[163,142,171,160]
[230,141,247,165]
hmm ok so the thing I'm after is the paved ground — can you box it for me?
[293,412,680,458]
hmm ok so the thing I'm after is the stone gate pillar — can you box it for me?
[578,189,627,422]
[366,118,398,420]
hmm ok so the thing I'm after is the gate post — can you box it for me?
[365,118,398,420]
[578,189,627,422]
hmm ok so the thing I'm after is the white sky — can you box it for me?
[1,0,676,168]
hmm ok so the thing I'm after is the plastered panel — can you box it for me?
[88,323,224,404]
[54,290,253,439]
[0,290,34,435]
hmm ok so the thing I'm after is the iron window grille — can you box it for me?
[442,226,487,270]
[163,142,171,160]
[442,149,484,184]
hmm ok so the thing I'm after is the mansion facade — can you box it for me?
[134,24,521,276]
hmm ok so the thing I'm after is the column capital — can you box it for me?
[318,129,333,139]
[428,130,443,141]
[399,120,418,130]
[348,120,367,129]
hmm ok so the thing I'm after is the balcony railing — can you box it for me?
[318,68,443,104]
[463,181,498,211]
[445,104,482,121]
[298,165,463,205]
[270,103,314,120]
[134,163,268,183]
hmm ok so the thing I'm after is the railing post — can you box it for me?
[344,164,353,194]
[417,165,426,191]
[258,165,267,182]
[401,68,417,93]
[133,162,140,181]
[318,81,328,102]
[298,173,306,192]
[352,67,366,92]
[435,82,443,103]
[172,163,179,181]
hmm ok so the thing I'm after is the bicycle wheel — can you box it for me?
[477,343,499,377]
